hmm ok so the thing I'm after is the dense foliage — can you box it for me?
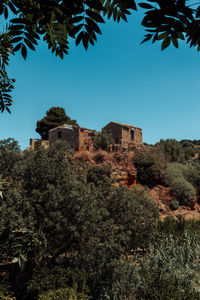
[133,150,164,187]
[155,139,185,163]
[0,139,160,299]
[1,137,200,298]
[93,131,114,151]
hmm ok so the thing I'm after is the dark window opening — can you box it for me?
[58,131,62,139]
[131,130,134,141]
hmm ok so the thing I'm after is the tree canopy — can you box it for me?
[1,0,200,112]
[0,140,159,299]
[36,106,78,140]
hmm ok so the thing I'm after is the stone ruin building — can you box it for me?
[48,124,97,152]
[30,121,142,151]
[102,121,142,150]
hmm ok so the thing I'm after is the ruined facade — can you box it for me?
[30,121,142,151]
[102,121,142,150]
[29,139,49,150]
[48,124,97,152]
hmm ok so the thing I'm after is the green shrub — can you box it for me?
[0,284,14,300]
[27,266,89,299]
[184,146,196,160]
[171,178,195,206]
[133,151,163,187]
[100,234,200,300]
[93,132,114,151]
[86,165,112,190]
[93,153,104,163]
[155,139,185,163]
[86,185,159,299]
[156,216,200,237]
[170,199,179,210]
[184,165,200,189]
[38,287,90,300]
[131,234,200,300]
[163,163,197,207]
[162,163,186,187]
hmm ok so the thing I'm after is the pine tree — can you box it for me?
[36,107,78,140]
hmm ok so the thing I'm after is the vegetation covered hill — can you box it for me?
[1,137,200,299]
[76,137,200,220]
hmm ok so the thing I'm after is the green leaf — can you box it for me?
[161,37,171,50]
[20,254,28,262]
[13,43,22,52]
[172,37,178,48]
[157,32,169,40]
[25,38,35,50]
[86,9,105,23]
[12,257,19,263]
[139,3,154,9]
[85,18,101,34]
[21,44,27,59]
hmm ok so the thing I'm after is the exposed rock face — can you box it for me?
[150,185,174,214]
[150,185,200,220]
[96,151,137,187]
[111,166,136,187]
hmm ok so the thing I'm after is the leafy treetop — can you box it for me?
[1,0,200,112]
[0,137,20,151]
[36,106,78,140]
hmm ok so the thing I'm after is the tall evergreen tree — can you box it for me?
[36,107,78,140]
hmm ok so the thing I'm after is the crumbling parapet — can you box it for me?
[29,138,49,150]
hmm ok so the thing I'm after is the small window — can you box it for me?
[131,130,134,141]
[58,131,62,139]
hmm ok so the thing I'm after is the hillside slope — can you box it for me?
[74,149,200,220]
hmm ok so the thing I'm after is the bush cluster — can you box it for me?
[2,138,200,299]
[133,151,163,187]
[163,163,196,206]
[93,131,114,151]
[155,138,197,163]
[0,140,160,299]
[38,288,90,300]
[170,199,179,210]
[93,153,104,163]
[171,178,195,206]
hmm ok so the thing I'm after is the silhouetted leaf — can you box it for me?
[161,37,171,50]
[21,45,27,59]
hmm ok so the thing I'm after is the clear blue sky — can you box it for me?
[1,10,200,149]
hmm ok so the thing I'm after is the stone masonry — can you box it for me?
[102,121,142,150]
[48,124,97,152]
[30,121,143,151]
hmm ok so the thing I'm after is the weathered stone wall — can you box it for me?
[134,128,142,143]
[48,125,97,152]
[103,122,142,150]
[48,125,79,150]
[102,123,122,144]
[29,139,49,149]
[79,128,96,152]
[121,127,142,143]
[33,121,142,152]
[121,127,130,141]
